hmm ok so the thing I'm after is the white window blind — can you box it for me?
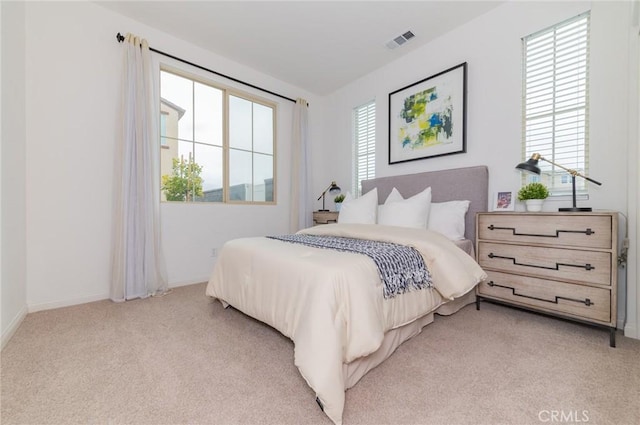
[522,12,590,195]
[353,100,376,195]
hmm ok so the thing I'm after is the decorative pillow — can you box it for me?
[427,200,471,240]
[384,187,404,203]
[338,188,378,224]
[378,187,432,229]
[377,188,402,218]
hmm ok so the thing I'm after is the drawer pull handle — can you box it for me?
[487,253,594,271]
[487,280,593,306]
[487,225,594,238]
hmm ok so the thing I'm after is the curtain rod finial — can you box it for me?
[116,32,125,43]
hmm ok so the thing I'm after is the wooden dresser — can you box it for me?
[475,211,618,346]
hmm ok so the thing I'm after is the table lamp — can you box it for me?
[515,153,601,212]
[317,181,341,212]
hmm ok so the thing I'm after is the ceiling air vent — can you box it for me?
[386,30,415,50]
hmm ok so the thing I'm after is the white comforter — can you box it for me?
[205,224,486,424]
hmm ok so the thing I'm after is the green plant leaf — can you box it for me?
[517,182,549,201]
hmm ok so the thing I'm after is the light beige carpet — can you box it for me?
[2,282,639,425]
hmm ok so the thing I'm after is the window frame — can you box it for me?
[159,65,277,205]
[521,12,590,196]
[353,99,376,196]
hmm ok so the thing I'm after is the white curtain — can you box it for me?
[111,33,168,301]
[290,99,312,232]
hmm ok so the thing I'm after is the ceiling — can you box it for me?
[97,1,504,95]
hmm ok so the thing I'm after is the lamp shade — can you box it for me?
[515,156,541,174]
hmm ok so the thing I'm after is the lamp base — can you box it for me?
[317,209,330,212]
[558,207,592,212]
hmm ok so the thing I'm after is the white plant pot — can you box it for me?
[335,203,342,212]
[525,199,544,212]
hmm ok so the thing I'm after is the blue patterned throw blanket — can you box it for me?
[267,234,432,299]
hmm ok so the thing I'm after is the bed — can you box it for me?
[206,165,489,424]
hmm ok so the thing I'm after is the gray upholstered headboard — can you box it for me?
[361,166,489,244]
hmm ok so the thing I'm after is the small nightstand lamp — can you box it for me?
[515,153,602,212]
[317,181,341,212]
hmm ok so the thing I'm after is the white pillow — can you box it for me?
[385,187,404,203]
[377,188,403,218]
[378,187,432,229]
[427,200,471,240]
[338,188,378,224]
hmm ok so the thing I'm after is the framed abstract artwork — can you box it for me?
[388,62,467,164]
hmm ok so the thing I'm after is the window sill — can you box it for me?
[548,193,589,201]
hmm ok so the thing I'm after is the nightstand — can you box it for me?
[475,211,618,347]
[313,211,339,225]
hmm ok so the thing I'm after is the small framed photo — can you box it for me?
[494,191,515,211]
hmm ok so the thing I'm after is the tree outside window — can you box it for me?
[161,155,204,202]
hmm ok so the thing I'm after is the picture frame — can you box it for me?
[493,190,515,211]
[388,62,467,165]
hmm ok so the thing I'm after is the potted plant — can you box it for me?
[334,194,346,211]
[517,182,549,212]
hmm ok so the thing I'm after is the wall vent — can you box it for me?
[385,30,415,50]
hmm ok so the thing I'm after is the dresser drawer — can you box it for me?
[478,242,612,286]
[477,214,612,249]
[313,211,339,225]
[478,271,611,323]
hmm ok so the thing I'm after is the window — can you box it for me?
[159,69,276,203]
[160,113,168,146]
[522,12,590,195]
[353,100,376,195]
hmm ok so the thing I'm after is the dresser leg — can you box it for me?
[476,296,480,311]
[610,328,616,348]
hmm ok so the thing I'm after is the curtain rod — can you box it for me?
[116,32,302,105]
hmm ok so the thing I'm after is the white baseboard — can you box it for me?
[28,292,109,313]
[169,278,208,288]
[1,305,27,350]
[624,322,638,339]
[26,280,206,314]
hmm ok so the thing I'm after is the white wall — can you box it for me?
[3,0,638,342]
[318,1,636,335]
[627,0,640,339]
[1,1,28,348]
[22,1,318,312]
[1,0,3,346]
